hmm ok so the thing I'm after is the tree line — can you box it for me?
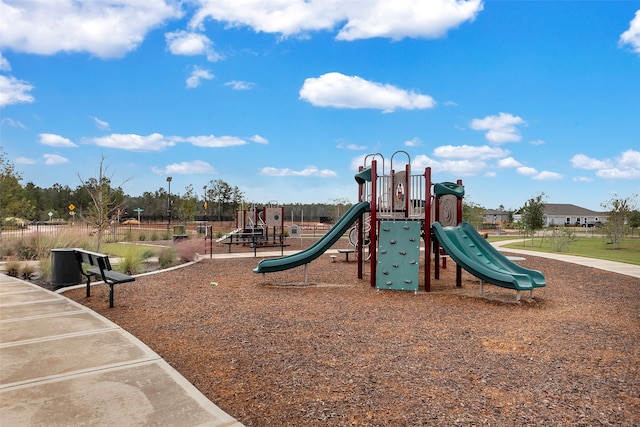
[3,149,637,244]
[0,151,346,226]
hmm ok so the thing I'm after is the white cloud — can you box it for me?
[0,0,182,58]
[224,80,254,90]
[0,52,10,71]
[89,133,175,152]
[336,0,483,41]
[190,0,482,41]
[619,10,640,55]
[497,157,522,168]
[533,171,563,181]
[433,144,508,160]
[86,132,252,151]
[190,0,339,36]
[165,30,223,62]
[152,160,217,175]
[0,75,34,107]
[1,117,27,129]
[178,135,247,147]
[404,137,422,147]
[515,165,562,180]
[339,141,368,151]
[91,116,110,130]
[250,135,268,144]
[516,166,537,177]
[529,139,545,146]
[39,133,77,147]
[43,154,69,165]
[596,168,640,179]
[570,153,613,170]
[300,72,435,113]
[15,157,37,164]
[595,149,640,179]
[186,67,214,88]
[470,112,526,144]
[618,148,640,169]
[572,150,640,180]
[412,154,487,177]
[573,176,593,183]
[259,166,337,177]
[571,150,640,179]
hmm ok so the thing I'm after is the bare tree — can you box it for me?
[78,156,128,251]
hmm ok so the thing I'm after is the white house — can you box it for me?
[512,204,607,227]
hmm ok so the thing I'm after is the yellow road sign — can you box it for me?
[68,204,75,211]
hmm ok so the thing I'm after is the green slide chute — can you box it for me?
[253,201,371,274]
[432,221,546,291]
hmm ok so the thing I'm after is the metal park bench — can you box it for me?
[74,249,135,308]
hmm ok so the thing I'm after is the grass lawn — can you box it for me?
[500,234,640,266]
[101,242,161,258]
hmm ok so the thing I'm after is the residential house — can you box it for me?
[512,204,607,227]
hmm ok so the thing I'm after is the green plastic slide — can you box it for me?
[431,221,546,290]
[253,201,371,274]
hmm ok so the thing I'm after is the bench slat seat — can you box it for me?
[75,249,135,308]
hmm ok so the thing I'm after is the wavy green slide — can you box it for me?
[253,201,371,274]
[432,221,546,291]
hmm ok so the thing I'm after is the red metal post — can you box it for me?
[434,192,440,280]
[424,167,432,292]
[369,160,378,287]
[357,166,364,279]
[405,163,410,217]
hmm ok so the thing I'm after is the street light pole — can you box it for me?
[203,185,208,222]
[166,176,172,231]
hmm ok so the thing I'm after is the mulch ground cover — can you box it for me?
[63,238,640,426]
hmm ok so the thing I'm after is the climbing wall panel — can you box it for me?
[376,221,421,292]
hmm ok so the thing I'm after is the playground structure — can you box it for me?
[205,202,289,257]
[254,150,545,299]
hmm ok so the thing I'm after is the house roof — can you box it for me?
[512,204,605,216]
[542,204,605,216]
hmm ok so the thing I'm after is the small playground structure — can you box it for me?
[205,202,290,257]
[254,150,545,300]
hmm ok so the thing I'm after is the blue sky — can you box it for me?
[1,0,639,212]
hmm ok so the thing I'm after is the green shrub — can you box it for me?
[39,257,52,285]
[118,246,146,275]
[551,227,577,252]
[5,261,21,277]
[138,233,147,241]
[158,247,176,269]
[0,238,19,258]
[21,263,36,280]
[150,232,160,241]
[18,241,39,260]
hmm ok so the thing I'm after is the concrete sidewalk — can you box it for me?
[492,239,640,279]
[0,273,244,427]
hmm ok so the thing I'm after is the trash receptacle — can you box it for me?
[51,248,82,288]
